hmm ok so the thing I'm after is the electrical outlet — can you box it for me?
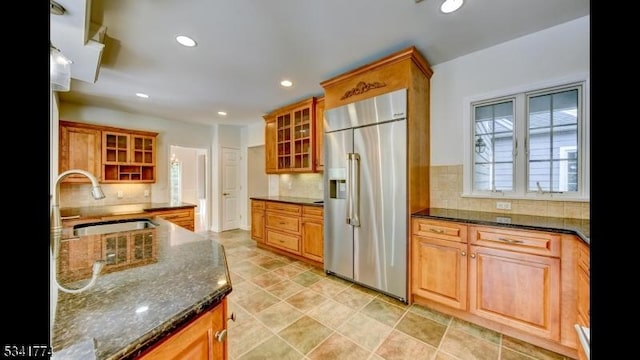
[496,201,511,210]
[144,190,150,197]
[117,191,124,199]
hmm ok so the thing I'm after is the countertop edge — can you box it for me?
[118,286,233,360]
[250,196,324,207]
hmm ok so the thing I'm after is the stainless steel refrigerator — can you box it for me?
[323,88,408,303]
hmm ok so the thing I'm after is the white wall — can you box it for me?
[430,15,590,165]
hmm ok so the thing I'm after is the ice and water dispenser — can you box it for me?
[328,168,346,199]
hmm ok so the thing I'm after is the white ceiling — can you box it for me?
[50,0,590,127]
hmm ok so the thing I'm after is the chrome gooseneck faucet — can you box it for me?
[51,169,106,293]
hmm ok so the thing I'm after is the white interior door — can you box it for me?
[221,147,240,231]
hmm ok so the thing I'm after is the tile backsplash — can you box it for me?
[278,173,323,199]
[274,166,590,219]
[430,165,589,219]
[58,183,152,208]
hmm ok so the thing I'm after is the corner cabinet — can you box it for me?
[136,298,228,360]
[59,120,158,183]
[263,97,318,174]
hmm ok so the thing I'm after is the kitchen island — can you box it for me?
[51,217,232,360]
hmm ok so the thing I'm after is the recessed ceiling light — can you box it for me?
[176,35,197,47]
[280,80,293,87]
[136,93,149,98]
[218,111,227,116]
[441,0,464,13]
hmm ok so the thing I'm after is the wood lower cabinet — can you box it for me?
[255,200,323,265]
[265,202,302,254]
[410,217,582,357]
[576,241,590,360]
[411,219,468,310]
[468,226,561,341]
[59,121,102,182]
[147,208,195,231]
[301,205,323,263]
[137,298,228,360]
[250,200,265,243]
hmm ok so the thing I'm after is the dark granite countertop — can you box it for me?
[250,196,324,207]
[412,208,590,245]
[51,217,232,360]
[59,202,197,219]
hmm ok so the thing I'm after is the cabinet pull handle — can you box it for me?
[461,251,466,256]
[470,253,476,258]
[279,222,286,225]
[228,312,236,322]
[430,228,444,234]
[215,329,227,342]
[498,237,524,244]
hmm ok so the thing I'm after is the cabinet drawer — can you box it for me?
[302,205,323,218]
[469,226,560,257]
[412,218,467,243]
[251,200,265,210]
[265,202,301,215]
[266,213,300,234]
[266,230,301,254]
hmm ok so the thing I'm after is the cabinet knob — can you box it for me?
[461,251,466,256]
[215,329,228,342]
[470,253,476,258]
[228,312,236,322]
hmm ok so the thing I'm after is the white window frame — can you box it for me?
[462,75,590,202]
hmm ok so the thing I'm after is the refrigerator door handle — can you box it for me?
[349,153,361,227]
[346,153,353,225]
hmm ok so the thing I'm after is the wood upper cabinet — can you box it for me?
[301,205,323,263]
[264,116,277,174]
[59,120,102,182]
[59,120,158,183]
[251,200,266,243]
[103,130,157,183]
[411,219,468,310]
[263,97,318,173]
[314,97,325,171]
[468,226,561,341]
[137,297,228,360]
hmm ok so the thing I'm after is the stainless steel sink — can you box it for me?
[73,218,157,236]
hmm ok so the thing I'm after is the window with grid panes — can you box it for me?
[466,81,588,200]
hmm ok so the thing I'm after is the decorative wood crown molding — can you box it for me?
[340,81,387,100]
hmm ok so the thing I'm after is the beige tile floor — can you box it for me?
[204,229,573,360]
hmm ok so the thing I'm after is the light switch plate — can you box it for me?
[117,191,124,199]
